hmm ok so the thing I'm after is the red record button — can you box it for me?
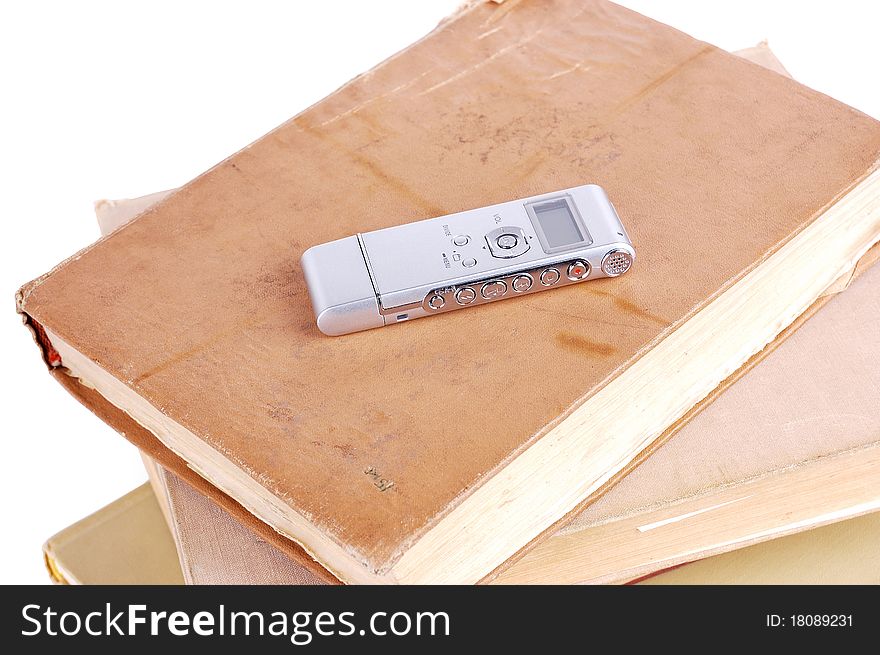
[567,261,590,280]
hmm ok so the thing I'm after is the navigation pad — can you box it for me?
[485,226,530,259]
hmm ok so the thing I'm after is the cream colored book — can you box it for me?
[102,42,878,584]
[643,512,880,585]
[47,482,880,585]
[43,484,183,585]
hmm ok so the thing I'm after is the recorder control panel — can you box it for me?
[422,252,630,314]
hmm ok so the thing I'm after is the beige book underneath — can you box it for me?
[43,484,183,585]
[46,481,880,585]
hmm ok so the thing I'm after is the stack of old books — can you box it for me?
[21,0,880,585]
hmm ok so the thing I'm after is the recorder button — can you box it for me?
[481,280,507,299]
[567,261,590,280]
[455,287,477,305]
[601,249,634,276]
[540,268,560,286]
[462,257,477,268]
[452,235,470,246]
[496,234,518,249]
[512,274,533,292]
[428,294,446,310]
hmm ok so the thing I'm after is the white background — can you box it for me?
[1,1,878,584]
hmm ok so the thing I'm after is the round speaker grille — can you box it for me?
[601,249,633,276]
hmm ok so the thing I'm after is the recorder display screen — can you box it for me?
[531,199,584,248]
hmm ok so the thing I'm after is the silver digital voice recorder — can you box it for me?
[301,184,634,336]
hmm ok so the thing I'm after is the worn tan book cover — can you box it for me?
[18,0,880,583]
[43,484,183,585]
[115,42,880,585]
